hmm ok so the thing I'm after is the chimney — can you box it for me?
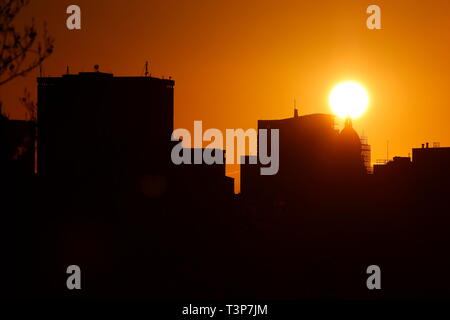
[422,144,425,149]
[426,142,429,148]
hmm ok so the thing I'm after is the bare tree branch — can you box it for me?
[0,0,54,86]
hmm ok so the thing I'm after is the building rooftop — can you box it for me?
[259,112,334,123]
[38,72,175,86]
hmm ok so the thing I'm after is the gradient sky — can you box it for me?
[2,0,450,185]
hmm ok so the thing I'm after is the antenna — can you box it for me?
[142,61,151,77]
[144,61,149,77]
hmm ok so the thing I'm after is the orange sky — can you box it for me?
[2,0,450,185]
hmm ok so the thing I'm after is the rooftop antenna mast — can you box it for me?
[144,61,150,77]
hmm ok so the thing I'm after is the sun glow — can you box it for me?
[329,81,369,119]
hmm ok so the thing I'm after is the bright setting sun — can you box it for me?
[329,81,369,119]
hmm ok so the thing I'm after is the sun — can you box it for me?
[329,81,369,119]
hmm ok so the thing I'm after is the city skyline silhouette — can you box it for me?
[2,68,450,299]
[4,0,450,169]
[2,0,450,304]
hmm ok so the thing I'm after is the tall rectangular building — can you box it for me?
[37,72,174,183]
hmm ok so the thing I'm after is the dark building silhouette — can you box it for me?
[373,156,412,179]
[241,110,366,201]
[373,144,450,183]
[171,147,235,201]
[413,144,450,179]
[37,70,233,201]
[37,71,174,189]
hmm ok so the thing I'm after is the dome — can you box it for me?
[339,117,361,149]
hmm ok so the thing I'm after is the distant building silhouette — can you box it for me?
[373,144,450,184]
[373,156,412,179]
[413,144,450,178]
[241,110,367,201]
[410,144,450,197]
